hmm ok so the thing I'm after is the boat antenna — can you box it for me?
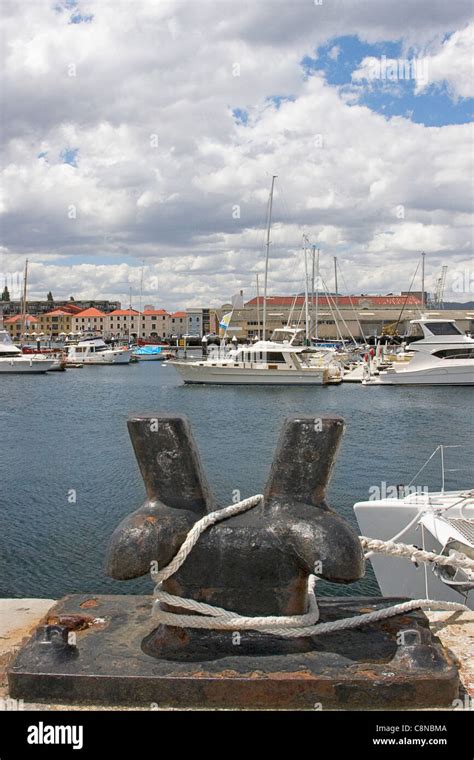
[262,175,277,341]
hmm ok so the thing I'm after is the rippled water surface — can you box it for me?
[1,359,472,599]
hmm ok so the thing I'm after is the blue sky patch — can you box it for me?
[266,95,296,109]
[69,11,94,24]
[232,108,249,125]
[302,34,473,126]
[60,147,79,166]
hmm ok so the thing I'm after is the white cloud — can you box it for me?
[416,23,474,99]
[0,0,473,309]
[352,23,473,99]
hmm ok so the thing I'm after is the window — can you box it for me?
[434,348,474,359]
[425,322,462,336]
[266,352,286,363]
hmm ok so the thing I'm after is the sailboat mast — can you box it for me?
[314,246,319,341]
[262,174,277,341]
[421,251,425,310]
[256,273,261,340]
[303,236,310,342]
[21,258,28,341]
[139,260,144,316]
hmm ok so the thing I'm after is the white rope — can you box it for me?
[151,495,469,637]
[151,495,263,584]
[360,537,474,573]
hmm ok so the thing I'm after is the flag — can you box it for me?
[219,311,233,333]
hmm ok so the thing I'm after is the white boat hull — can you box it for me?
[133,354,167,361]
[0,357,55,373]
[171,362,328,385]
[66,350,131,365]
[370,362,474,385]
[354,496,474,609]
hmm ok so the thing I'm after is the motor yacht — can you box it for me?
[363,318,474,385]
[170,328,342,385]
[0,330,55,373]
[65,337,131,365]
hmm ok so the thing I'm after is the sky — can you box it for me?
[0,0,473,310]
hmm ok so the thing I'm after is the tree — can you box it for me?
[46,291,54,304]
[69,295,75,302]
[1,286,10,302]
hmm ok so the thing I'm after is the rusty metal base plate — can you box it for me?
[8,595,460,709]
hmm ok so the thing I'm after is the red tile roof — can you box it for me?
[245,295,422,307]
[61,303,83,313]
[108,309,140,316]
[171,311,186,318]
[4,314,39,324]
[143,309,168,316]
[74,307,106,318]
[40,308,74,317]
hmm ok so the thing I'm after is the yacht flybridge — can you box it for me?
[170,328,342,385]
[0,330,55,373]
[66,337,131,365]
[363,318,474,385]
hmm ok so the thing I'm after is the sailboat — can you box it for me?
[170,178,342,385]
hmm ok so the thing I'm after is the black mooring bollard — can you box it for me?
[106,415,364,656]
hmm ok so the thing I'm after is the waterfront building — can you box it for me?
[185,308,217,337]
[71,307,107,335]
[106,308,141,338]
[140,309,170,339]
[36,308,79,338]
[169,311,186,337]
[217,295,474,341]
[0,299,121,317]
[3,314,40,340]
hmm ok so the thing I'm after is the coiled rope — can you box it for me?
[151,495,469,637]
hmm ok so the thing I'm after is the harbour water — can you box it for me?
[1,360,472,599]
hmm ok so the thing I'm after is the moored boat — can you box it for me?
[170,328,342,385]
[0,331,55,373]
[363,317,474,385]
[354,447,474,609]
[65,337,131,365]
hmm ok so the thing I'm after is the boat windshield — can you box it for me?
[423,322,462,336]
[0,331,14,345]
[269,329,304,346]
